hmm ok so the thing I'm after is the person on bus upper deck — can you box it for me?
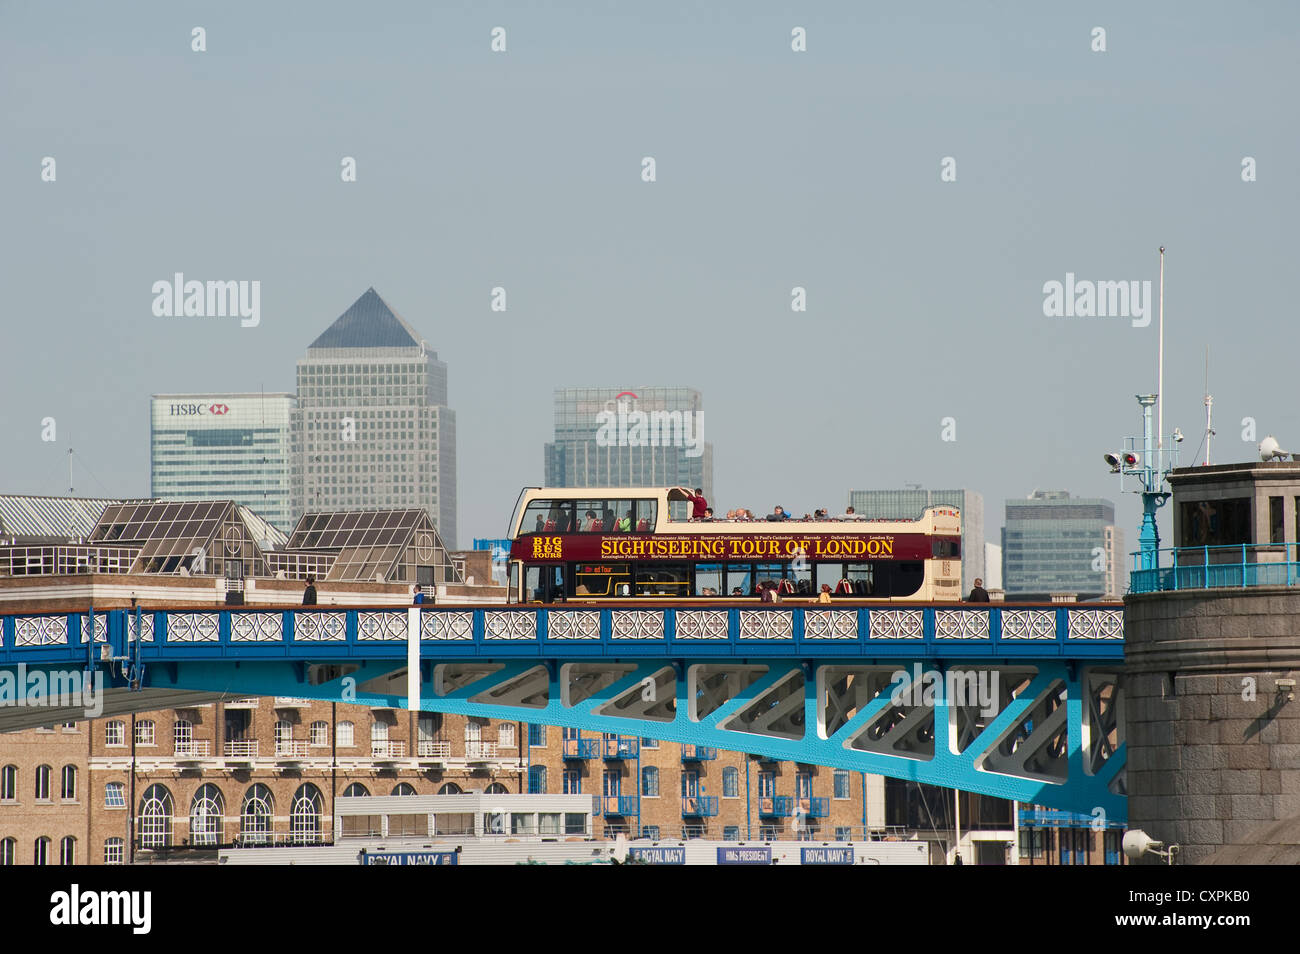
[302,576,317,605]
[967,578,990,602]
[534,514,545,533]
[766,506,789,521]
[413,584,426,605]
[818,584,833,604]
[836,506,857,520]
[702,507,714,521]
[683,487,708,520]
[584,510,600,531]
[617,511,633,532]
[760,581,778,603]
[601,508,615,532]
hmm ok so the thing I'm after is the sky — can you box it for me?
[2,1,1297,555]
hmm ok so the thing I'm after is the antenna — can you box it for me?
[1203,346,1214,466]
[68,447,74,496]
[1157,246,1165,457]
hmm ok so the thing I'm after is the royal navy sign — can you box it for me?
[801,846,853,865]
[362,851,457,865]
[629,846,686,865]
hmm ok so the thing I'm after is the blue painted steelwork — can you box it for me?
[682,796,719,817]
[0,603,1126,820]
[681,745,717,761]
[1019,808,1124,829]
[1130,544,1300,594]
[803,797,830,819]
[601,795,638,817]
[760,796,794,818]
[562,738,600,759]
[602,736,639,760]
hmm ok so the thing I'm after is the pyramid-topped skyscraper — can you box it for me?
[291,288,457,548]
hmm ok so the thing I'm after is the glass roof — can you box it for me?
[286,509,425,550]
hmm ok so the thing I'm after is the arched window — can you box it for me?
[498,723,516,748]
[336,721,354,747]
[309,721,329,747]
[190,784,225,847]
[104,721,125,746]
[0,838,14,865]
[103,838,124,865]
[341,783,370,798]
[528,765,546,794]
[61,765,77,801]
[0,765,15,801]
[437,782,462,795]
[34,765,51,801]
[60,837,75,865]
[240,784,274,846]
[138,784,173,848]
[485,782,509,795]
[34,837,50,866]
[391,783,417,796]
[641,766,659,797]
[290,784,323,845]
[722,767,739,798]
[134,720,155,746]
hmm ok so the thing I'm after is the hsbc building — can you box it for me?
[151,393,295,532]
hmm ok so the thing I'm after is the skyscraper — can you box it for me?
[1001,490,1120,600]
[290,289,457,547]
[846,488,985,592]
[544,388,712,503]
[151,393,295,531]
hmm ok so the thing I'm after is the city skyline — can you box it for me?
[4,2,1298,567]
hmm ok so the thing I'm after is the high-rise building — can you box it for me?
[846,488,985,591]
[983,542,1002,591]
[544,388,712,505]
[1001,491,1119,600]
[151,394,295,532]
[290,289,457,548]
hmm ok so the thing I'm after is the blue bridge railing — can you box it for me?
[1019,808,1124,829]
[1130,544,1300,594]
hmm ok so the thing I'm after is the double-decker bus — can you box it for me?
[505,487,961,603]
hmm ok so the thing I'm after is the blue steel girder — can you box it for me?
[0,604,1126,820]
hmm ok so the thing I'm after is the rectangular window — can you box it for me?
[758,772,775,798]
[833,770,851,800]
[528,724,546,747]
[563,770,581,795]
[835,826,852,841]
[1271,496,1285,544]
[540,813,562,835]
[104,839,124,865]
[640,737,658,749]
[105,783,126,808]
[564,813,587,835]
[722,769,739,799]
[724,826,740,841]
[105,722,124,747]
[641,768,659,798]
[528,766,547,794]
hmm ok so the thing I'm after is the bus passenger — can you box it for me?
[766,506,789,522]
[617,511,633,532]
[818,584,833,603]
[584,509,600,531]
[601,508,615,532]
[683,487,709,520]
[703,507,714,521]
[534,514,545,533]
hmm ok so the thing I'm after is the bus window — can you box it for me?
[633,499,657,533]
[525,565,543,602]
[636,563,689,597]
[791,555,812,595]
[610,500,635,533]
[815,562,841,594]
[574,563,630,597]
[726,564,753,597]
[756,563,785,594]
[522,500,554,534]
[846,563,874,596]
[693,563,722,597]
[576,501,605,532]
[893,562,925,598]
[508,561,520,603]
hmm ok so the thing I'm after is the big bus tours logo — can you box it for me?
[595,392,704,458]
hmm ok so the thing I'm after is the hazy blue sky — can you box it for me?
[3,1,1297,555]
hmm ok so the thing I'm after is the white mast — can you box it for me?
[1204,346,1213,466]
[1157,246,1165,459]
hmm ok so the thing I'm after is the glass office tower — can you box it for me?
[1001,491,1120,600]
[290,288,457,548]
[544,387,713,503]
[150,394,295,532]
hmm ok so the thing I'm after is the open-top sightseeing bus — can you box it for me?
[506,487,961,603]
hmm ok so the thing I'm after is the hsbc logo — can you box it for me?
[169,403,231,416]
